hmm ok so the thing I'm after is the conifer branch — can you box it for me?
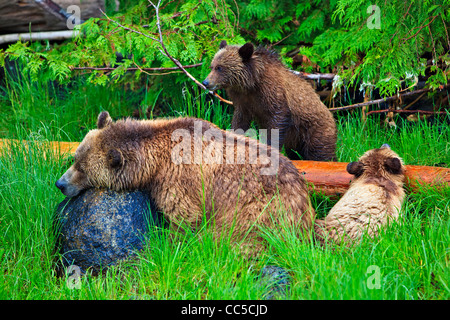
[401,15,439,45]
[101,3,233,105]
[147,0,233,105]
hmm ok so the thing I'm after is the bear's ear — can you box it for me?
[385,157,402,174]
[238,43,254,62]
[107,149,123,168]
[219,40,227,49]
[347,161,364,177]
[97,111,113,129]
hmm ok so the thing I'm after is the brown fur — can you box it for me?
[203,41,337,161]
[56,111,315,255]
[314,145,406,245]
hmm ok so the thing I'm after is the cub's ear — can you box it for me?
[385,157,402,174]
[107,149,123,168]
[97,111,112,129]
[347,161,364,177]
[238,43,254,62]
[219,40,227,49]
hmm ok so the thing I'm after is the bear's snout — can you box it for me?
[55,179,66,192]
[202,79,210,88]
[55,177,82,198]
[55,167,85,198]
[202,78,218,91]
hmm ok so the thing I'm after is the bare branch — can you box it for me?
[366,109,448,116]
[328,84,450,112]
[70,63,203,72]
[101,3,233,105]
[147,0,233,105]
[400,15,439,45]
[100,9,160,44]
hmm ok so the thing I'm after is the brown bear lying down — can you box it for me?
[315,144,406,245]
[56,111,315,254]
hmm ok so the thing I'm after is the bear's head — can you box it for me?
[346,144,405,185]
[55,111,148,197]
[202,41,259,91]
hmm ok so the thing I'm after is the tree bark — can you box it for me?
[0,0,105,34]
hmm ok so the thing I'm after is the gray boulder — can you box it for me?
[54,188,161,275]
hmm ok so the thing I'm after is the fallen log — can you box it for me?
[292,160,449,197]
[0,30,79,45]
[0,0,105,34]
[0,138,79,158]
[1,139,448,196]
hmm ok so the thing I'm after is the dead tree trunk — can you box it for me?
[0,0,105,34]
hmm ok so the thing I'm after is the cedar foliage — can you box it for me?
[1,0,449,103]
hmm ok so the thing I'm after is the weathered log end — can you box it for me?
[0,0,106,34]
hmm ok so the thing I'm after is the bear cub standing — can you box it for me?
[315,144,406,245]
[56,111,315,254]
[203,41,337,161]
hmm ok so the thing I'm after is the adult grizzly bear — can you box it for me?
[315,144,406,245]
[202,41,337,161]
[55,111,315,254]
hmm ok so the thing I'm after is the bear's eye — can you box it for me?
[215,66,222,72]
[74,161,85,174]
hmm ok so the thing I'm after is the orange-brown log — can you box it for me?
[292,161,449,197]
[1,139,448,196]
[0,139,79,158]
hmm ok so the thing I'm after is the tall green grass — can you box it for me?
[260,186,450,299]
[336,113,450,166]
[0,70,449,299]
[0,66,145,141]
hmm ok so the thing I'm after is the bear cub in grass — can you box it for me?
[203,41,337,161]
[56,111,315,254]
[315,144,406,245]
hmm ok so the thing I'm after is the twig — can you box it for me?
[366,109,448,116]
[268,32,293,49]
[102,3,233,105]
[441,13,450,50]
[401,15,439,45]
[403,91,426,110]
[148,0,202,86]
[428,23,437,65]
[100,9,160,43]
[328,85,450,112]
[389,2,412,44]
[147,0,233,105]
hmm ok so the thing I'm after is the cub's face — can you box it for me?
[202,41,254,91]
[55,111,127,197]
[346,144,405,182]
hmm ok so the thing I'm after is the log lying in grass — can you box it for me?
[292,161,449,196]
[0,139,79,158]
[0,139,448,196]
